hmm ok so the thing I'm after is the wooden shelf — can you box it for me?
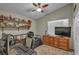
[0,15,32,30]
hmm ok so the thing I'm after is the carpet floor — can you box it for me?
[34,45,74,55]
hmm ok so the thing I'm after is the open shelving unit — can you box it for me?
[0,15,32,31]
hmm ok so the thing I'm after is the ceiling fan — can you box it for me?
[26,3,48,13]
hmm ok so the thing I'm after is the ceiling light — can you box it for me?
[36,8,42,12]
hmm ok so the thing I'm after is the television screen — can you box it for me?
[55,27,71,37]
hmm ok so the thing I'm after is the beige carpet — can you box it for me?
[34,45,74,55]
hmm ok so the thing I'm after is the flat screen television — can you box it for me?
[55,27,71,37]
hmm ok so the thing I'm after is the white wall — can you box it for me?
[48,19,69,36]
[36,4,73,49]
[0,10,36,38]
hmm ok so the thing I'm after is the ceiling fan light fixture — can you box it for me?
[36,8,42,12]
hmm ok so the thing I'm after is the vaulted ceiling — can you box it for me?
[0,3,69,20]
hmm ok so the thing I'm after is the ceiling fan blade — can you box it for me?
[33,3,37,7]
[26,8,36,13]
[42,4,48,8]
[38,3,41,8]
[32,9,36,12]
[38,3,41,6]
[26,8,33,12]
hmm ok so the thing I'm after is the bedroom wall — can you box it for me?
[0,10,37,38]
[35,4,73,49]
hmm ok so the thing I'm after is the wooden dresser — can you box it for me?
[43,35,70,51]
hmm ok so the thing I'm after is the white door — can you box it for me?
[73,13,79,54]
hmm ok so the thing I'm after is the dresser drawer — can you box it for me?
[53,38,59,47]
[59,43,68,47]
[59,39,68,42]
[43,36,51,45]
[59,42,68,46]
[59,45,69,50]
[59,40,68,44]
[50,37,54,46]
